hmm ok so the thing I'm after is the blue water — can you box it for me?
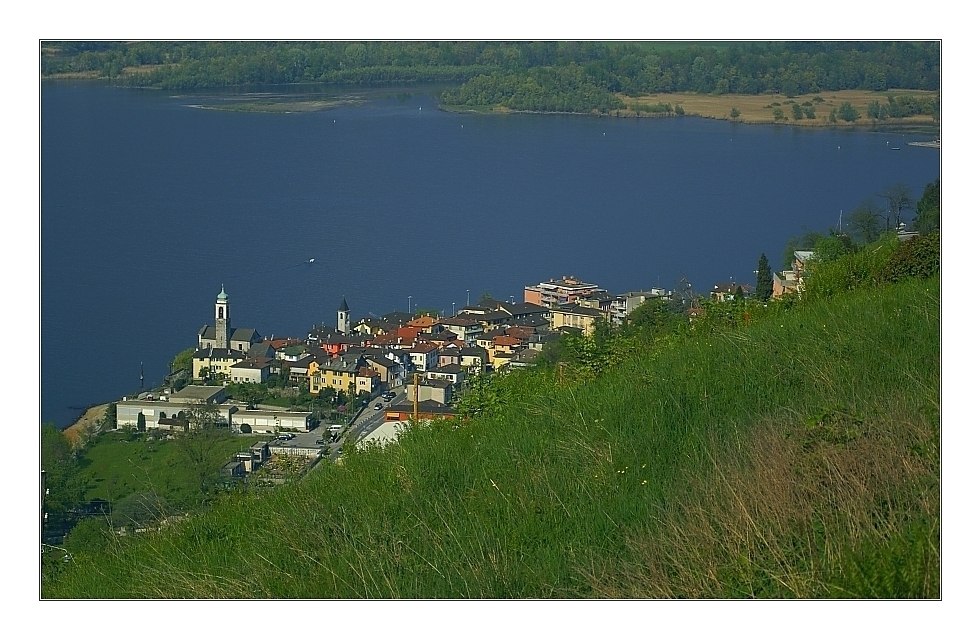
[40,82,940,427]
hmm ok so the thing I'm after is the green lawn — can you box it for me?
[78,431,261,509]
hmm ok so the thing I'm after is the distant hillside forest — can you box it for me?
[41,41,940,113]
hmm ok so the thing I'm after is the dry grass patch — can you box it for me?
[63,403,109,449]
[618,89,938,127]
[586,399,939,598]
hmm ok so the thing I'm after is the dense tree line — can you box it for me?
[866,94,941,122]
[42,41,940,113]
[441,66,626,113]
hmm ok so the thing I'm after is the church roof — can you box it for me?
[339,297,350,312]
[193,347,247,360]
[198,326,260,341]
[217,285,228,301]
[230,328,261,342]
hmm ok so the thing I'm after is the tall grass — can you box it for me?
[46,276,939,599]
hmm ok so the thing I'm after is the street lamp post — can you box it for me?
[466,289,470,306]
[408,295,412,314]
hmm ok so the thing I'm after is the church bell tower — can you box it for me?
[215,285,230,349]
[338,297,350,335]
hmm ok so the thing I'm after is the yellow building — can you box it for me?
[192,347,246,381]
[549,305,605,336]
[309,355,364,395]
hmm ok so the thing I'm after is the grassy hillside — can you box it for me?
[78,431,255,507]
[44,275,939,599]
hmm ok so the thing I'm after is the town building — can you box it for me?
[426,363,466,386]
[408,342,439,372]
[352,316,397,337]
[508,348,542,369]
[384,399,456,422]
[230,408,313,434]
[524,276,605,308]
[439,316,484,345]
[710,282,755,302]
[115,385,232,431]
[549,304,606,336]
[459,346,490,373]
[405,378,453,404]
[356,421,409,449]
[362,354,406,388]
[229,357,273,384]
[609,288,670,325]
[308,354,366,396]
[192,347,247,382]
[772,250,814,299]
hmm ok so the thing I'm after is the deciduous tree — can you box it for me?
[847,199,886,244]
[879,183,914,228]
[813,233,856,262]
[175,402,227,495]
[838,101,860,122]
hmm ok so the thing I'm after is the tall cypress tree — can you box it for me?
[756,253,773,301]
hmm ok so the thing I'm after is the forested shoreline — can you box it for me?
[42,41,940,115]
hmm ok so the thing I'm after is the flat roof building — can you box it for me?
[524,276,605,308]
[169,385,228,404]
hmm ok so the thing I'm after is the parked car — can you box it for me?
[316,439,324,445]
[374,402,383,410]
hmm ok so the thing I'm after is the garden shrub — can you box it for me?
[805,236,900,298]
[877,232,940,283]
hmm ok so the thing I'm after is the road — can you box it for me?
[315,387,408,463]
[345,387,407,444]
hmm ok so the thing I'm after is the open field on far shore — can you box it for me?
[617,89,939,127]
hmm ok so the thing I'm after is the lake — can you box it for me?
[40,82,940,428]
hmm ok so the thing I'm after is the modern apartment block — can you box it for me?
[523,276,605,308]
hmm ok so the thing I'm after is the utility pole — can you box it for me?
[413,372,420,422]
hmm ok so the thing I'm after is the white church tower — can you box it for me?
[338,297,350,335]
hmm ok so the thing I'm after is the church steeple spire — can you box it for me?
[338,297,350,334]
